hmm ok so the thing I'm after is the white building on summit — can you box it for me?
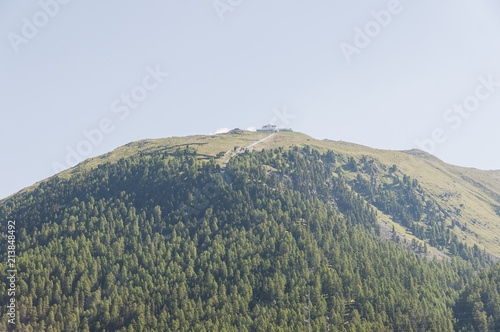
[256,124,293,133]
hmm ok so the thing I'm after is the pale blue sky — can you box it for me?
[1,0,500,199]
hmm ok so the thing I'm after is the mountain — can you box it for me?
[0,130,499,331]
[28,130,500,257]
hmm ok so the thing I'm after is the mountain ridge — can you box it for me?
[4,130,500,256]
[2,129,499,330]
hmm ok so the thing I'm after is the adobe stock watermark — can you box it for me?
[5,220,17,326]
[181,182,220,225]
[8,0,73,54]
[415,75,499,154]
[213,0,243,21]
[340,0,408,63]
[180,106,294,225]
[180,106,295,224]
[51,65,169,173]
[269,107,296,128]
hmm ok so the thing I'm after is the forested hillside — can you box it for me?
[0,133,498,331]
[454,263,500,331]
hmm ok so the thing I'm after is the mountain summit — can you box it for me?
[16,130,499,256]
[1,130,499,330]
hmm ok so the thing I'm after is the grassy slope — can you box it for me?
[5,130,500,256]
[237,131,500,256]
[265,132,500,256]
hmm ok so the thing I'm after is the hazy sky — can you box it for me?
[2,0,500,199]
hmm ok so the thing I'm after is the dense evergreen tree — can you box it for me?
[454,263,500,331]
[0,145,491,331]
